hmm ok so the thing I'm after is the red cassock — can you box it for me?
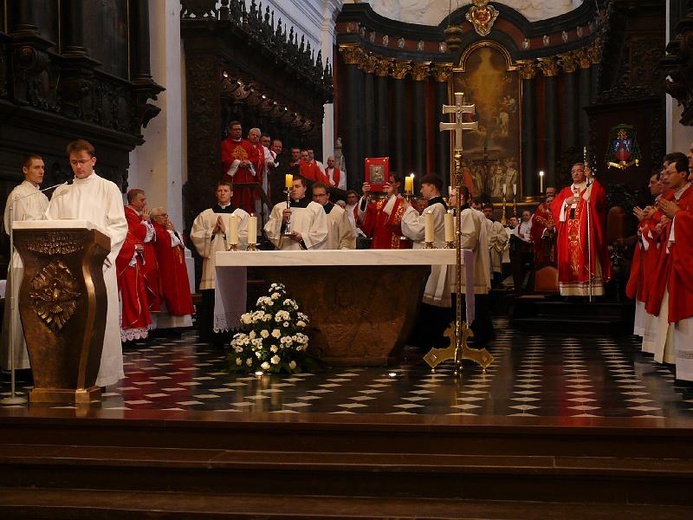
[325,167,342,188]
[299,161,327,184]
[643,192,677,317]
[221,138,264,213]
[152,222,194,317]
[667,186,693,323]
[550,179,610,294]
[359,195,412,249]
[116,232,151,336]
[626,206,665,306]
[125,206,161,311]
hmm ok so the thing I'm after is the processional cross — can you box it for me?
[423,92,494,375]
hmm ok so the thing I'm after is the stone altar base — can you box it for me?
[261,265,429,366]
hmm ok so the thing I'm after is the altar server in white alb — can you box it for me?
[264,176,328,250]
[1,154,50,372]
[45,139,128,388]
[190,181,249,344]
[401,174,451,348]
[311,182,355,250]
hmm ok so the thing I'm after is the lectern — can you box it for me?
[12,220,111,404]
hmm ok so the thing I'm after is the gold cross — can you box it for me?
[439,92,479,152]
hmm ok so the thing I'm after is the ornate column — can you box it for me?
[433,63,453,187]
[391,60,411,176]
[539,57,560,190]
[129,0,154,84]
[411,62,430,176]
[578,49,593,151]
[519,62,537,197]
[61,0,88,57]
[588,39,601,105]
[361,54,378,159]
[374,58,391,157]
[339,45,366,187]
[559,52,579,153]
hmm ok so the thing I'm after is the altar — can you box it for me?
[214,249,473,366]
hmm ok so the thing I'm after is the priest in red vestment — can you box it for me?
[124,189,161,312]
[357,173,412,249]
[116,230,151,342]
[221,122,265,213]
[550,163,610,296]
[530,186,557,265]
[150,207,194,319]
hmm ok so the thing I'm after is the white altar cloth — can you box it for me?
[214,248,475,331]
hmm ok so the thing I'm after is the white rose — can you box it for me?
[249,330,256,339]
[261,361,270,370]
[271,292,280,300]
[241,314,252,325]
[271,329,281,338]
[234,346,243,353]
[271,355,280,365]
[246,358,252,367]
[260,329,269,338]
[297,320,306,328]
[289,360,297,370]
[235,357,242,366]
[270,345,278,353]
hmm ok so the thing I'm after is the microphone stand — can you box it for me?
[1,181,66,406]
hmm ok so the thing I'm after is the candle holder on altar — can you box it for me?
[228,243,238,251]
[500,194,507,226]
[445,240,454,249]
[247,242,258,251]
[424,241,435,249]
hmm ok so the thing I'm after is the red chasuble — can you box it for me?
[626,205,665,305]
[359,195,412,249]
[221,137,264,213]
[152,222,194,317]
[550,179,610,295]
[530,201,556,264]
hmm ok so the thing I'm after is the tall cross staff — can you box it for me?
[424,92,494,376]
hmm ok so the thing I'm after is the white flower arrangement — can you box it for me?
[227,283,319,374]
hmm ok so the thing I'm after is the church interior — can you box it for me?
[3,0,693,518]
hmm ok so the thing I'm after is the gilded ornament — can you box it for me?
[465,0,499,38]
[390,60,411,80]
[517,61,537,80]
[374,58,391,77]
[558,52,578,74]
[411,62,431,81]
[28,233,84,256]
[538,56,559,77]
[338,45,364,66]
[432,63,453,83]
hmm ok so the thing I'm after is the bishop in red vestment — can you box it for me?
[550,163,610,296]
[357,174,412,249]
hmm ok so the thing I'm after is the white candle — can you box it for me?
[512,183,517,196]
[424,211,434,243]
[444,211,454,242]
[404,175,414,194]
[539,170,545,194]
[502,183,506,196]
[247,215,257,243]
[448,185,452,196]
[228,214,239,245]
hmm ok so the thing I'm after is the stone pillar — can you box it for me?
[519,62,537,198]
[560,52,579,153]
[391,60,411,176]
[411,62,430,176]
[433,63,453,187]
[539,57,560,191]
[10,0,38,35]
[338,45,366,187]
[374,59,391,157]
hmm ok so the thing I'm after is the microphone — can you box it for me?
[13,180,70,202]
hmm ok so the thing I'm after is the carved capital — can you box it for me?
[390,60,411,80]
[517,61,538,80]
[576,48,592,69]
[360,53,379,75]
[432,62,453,83]
[338,45,365,66]
[587,38,602,65]
[538,56,559,77]
[558,52,579,74]
[411,61,431,81]
[374,58,391,77]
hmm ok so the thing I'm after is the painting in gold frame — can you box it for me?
[451,42,521,201]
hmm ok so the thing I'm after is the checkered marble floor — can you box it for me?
[3,317,693,418]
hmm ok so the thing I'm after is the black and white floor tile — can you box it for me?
[3,317,693,418]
